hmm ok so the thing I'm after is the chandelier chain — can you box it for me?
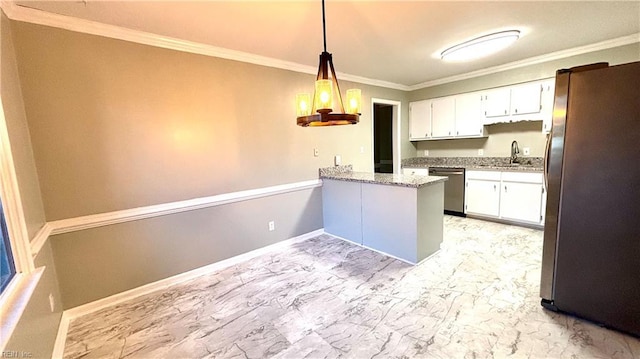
[322,0,327,53]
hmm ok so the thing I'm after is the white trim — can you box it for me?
[48,179,322,235]
[51,311,70,359]
[371,98,402,174]
[408,33,640,90]
[0,86,34,273]
[0,2,408,91]
[29,223,51,259]
[52,228,324,356]
[0,267,44,352]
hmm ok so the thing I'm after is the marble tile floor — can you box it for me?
[63,216,640,359]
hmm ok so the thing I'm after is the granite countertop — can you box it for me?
[319,165,447,188]
[402,157,544,172]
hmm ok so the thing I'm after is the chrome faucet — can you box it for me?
[511,140,520,164]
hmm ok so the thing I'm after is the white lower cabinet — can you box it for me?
[465,171,501,217]
[465,170,545,226]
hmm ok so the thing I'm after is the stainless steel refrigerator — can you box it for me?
[540,61,640,337]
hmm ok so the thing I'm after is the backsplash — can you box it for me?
[402,156,544,168]
[319,165,353,177]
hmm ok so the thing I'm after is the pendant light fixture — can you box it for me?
[296,0,361,127]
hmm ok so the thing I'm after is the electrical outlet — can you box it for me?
[49,293,55,312]
[523,147,530,156]
[334,155,341,166]
[478,149,484,156]
[268,221,275,231]
[423,150,429,157]
[313,148,319,157]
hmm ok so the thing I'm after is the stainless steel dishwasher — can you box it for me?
[428,167,465,216]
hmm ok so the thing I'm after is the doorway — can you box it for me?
[371,98,401,174]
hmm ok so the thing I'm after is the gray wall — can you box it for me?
[8,20,406,310]
[409,43,640,157]
[0,13,45,239]
[1,12,62,359]
[4,240,63,359]
[12,21,408,221]
[52,187,322,308]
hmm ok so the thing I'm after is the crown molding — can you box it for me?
[408,33,640,90]
[1,2,637,92]
[0,2,409,91]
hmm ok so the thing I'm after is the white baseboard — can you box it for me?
[52,228,324,357]
[51,311,70,359]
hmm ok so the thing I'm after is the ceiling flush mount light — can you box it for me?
[296,0,361,127]
[441,30,521,62]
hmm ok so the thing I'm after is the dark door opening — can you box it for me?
[373,104,393,173]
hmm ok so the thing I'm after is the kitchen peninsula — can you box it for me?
[320,165,447,264]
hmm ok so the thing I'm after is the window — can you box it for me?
[0,199,16,293]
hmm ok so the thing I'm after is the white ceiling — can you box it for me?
[13,1,640,89]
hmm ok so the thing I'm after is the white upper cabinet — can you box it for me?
[483,79,556,125]
[409,78,555,141]
[409,100,432,140]
[431,97,456,138]
[483,87,511,119]
[510,82,543,116]
[541,79,555,133]
[455,92,484,137]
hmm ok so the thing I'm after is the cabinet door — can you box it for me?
[455,92,484,137]
[483,88,511,119]
[541,79,555,133]
[465,179,500,217]
[510,82,543,116]
[431,96,455,138]
[409,100,432,140]
[500,182,544,223]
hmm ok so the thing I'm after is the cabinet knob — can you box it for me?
[456,131,459,135]
[493,184,496,191]
[515,109,518,114]
[449,131,451,135]
[505,185,508,192]
[504,110,507,114]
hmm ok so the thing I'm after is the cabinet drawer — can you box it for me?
[403,167,429,176]
[466,170,501,181]
[501,172,543,184]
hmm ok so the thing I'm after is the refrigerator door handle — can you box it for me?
[543,131,552,191]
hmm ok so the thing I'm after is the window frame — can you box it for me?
[0,200,17,292]
[0,98,35,300]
